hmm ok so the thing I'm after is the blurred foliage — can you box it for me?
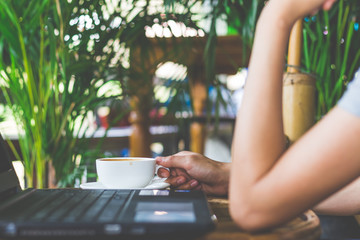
[302,0,360,119]
[0,0,123,187]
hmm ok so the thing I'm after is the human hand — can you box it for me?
[156,151,230,196]
[266,0,337,24]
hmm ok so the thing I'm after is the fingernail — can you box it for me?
[176,178,185,185]
[190,180,198,187]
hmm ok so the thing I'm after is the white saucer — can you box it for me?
[80,177,170,190]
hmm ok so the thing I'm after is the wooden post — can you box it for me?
[128,81,153,157]
[283,20,316,143]
[128,43,156,158]
[47,161,57,188]
[189,80,207,154]
[128,106,152,157]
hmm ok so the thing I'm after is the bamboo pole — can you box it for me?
[287,20,303,73]
[283,20,316,143]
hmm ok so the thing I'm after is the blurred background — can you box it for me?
[0,0,359,189]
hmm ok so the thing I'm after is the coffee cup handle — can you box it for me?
[155,164,170,177]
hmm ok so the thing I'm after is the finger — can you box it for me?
[323,0,336,11]
[174,168,192,179]
[157,167,170,178]
[164,167,191,180]
[174,179,200,190]
[170,168,177,177]
[165,175,187,187]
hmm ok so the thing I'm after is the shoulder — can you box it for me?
[349,68,360,86]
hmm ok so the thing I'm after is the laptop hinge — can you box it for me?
[0,188,36,212]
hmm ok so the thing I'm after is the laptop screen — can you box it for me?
[0,135,20,198]
[0,143,12,174]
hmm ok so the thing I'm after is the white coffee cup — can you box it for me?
[96,157,156,189]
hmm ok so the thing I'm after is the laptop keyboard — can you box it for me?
[0,189,132,223]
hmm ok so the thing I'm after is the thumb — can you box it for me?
[156,155,187,169]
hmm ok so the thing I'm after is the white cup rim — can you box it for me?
[96,157,155,162]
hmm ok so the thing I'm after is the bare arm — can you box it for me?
[313,177,360,216]
[229,0,360,231]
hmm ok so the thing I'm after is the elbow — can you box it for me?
[229,197,270,232]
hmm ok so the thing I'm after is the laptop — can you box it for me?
[0,135,216,239]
